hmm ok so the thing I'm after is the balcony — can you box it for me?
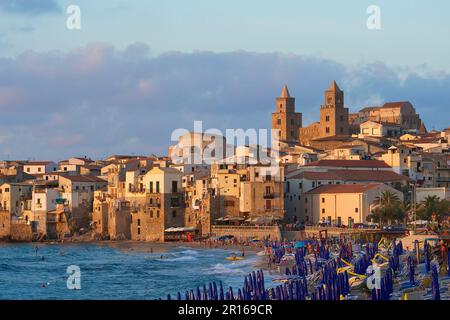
[263,192,275,199]
[148,202,161,208]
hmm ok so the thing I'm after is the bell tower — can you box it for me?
[271,85,302,142]
[319,81,349,137]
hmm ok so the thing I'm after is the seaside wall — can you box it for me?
[211,225,282,241]
[10,221,33,241]
[0,210,11,239]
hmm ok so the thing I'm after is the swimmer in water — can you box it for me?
[35,245,39,256]
[41,256,45,261]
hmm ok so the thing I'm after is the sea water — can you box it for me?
[0,243,265,300]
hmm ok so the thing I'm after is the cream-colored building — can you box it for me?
[359,120,402,138]
[0,183,32,217]
[303,183,403,225]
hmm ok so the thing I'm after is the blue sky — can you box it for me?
[0,0,449,160]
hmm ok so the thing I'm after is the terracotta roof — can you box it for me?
[305,183,383,194]
[382,101,411,109]
[60,175,107,183]
[304,160,391,168]
[311,135,355,142]
[24,161,54,166]
[360,106,381,113]
[291,169,408,182]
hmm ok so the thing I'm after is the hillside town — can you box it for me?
[1,81,449,243]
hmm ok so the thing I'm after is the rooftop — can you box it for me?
[291,169,408,182]
[60,175,107,183]
[304,159,391,168]
[305,183,383,194]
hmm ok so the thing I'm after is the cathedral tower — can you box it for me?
[319,81,349,137]
[271,85,302,142]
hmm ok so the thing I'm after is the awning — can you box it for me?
[165,227,198,233]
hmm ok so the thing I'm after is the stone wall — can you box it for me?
[10,221,33,241]
[211,225,282,241]
[0,210,11,239]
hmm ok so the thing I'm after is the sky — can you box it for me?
[0,0,449,160]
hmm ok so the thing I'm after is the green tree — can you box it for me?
[417,196,449,221]
[368,191,404,225]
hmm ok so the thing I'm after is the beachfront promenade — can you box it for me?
[211,225,384,241]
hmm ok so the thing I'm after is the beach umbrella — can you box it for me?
[177,292,182,300]
[447,250,450,277]
[213,282,218,300]
[203,285,208,300]
[219,281,224,300]
[237,288,243,300]
[209,283,213,299]
[408,256,415,284]
[431,265,440,300]
[228,287,234,300]
[424,241,431,273]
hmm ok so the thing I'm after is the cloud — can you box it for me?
[0,43,449,160]
[0,0,61,15]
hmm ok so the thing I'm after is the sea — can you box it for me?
[0,242,267,300]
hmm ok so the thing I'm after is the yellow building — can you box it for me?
[303,183,403,226]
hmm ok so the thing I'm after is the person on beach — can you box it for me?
[241,248,245,257]
[34,245,39,256]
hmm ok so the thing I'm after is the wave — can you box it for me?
[159,255,197,262]
[178,249,199,256]
[205,261,253,275]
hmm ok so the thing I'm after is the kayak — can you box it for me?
[226,256,244,261]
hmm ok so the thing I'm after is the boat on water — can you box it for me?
[226,254,245,261]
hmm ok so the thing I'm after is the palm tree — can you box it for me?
[418,196,449,221]
[375,191,401,207]
[369,191,402,225]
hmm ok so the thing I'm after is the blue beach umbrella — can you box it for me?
[219,281,224,300]
[431,265,440,300]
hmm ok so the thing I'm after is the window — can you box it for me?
[322,198,325,203]
[291,119,294,125]
[38,167,41,172]
[149,181,153,193]
[322,208,325,214]
[137,219,141,226]
[340,127,344,133]
[172,210,177,218]
[340,115,344,122]
[355,208,359,213]
[137,227,140,235]
[172,181,178,193]
[286,181,290,193]
[326,127,330,134]
[325,116,330,122]
[277,119,281,125]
